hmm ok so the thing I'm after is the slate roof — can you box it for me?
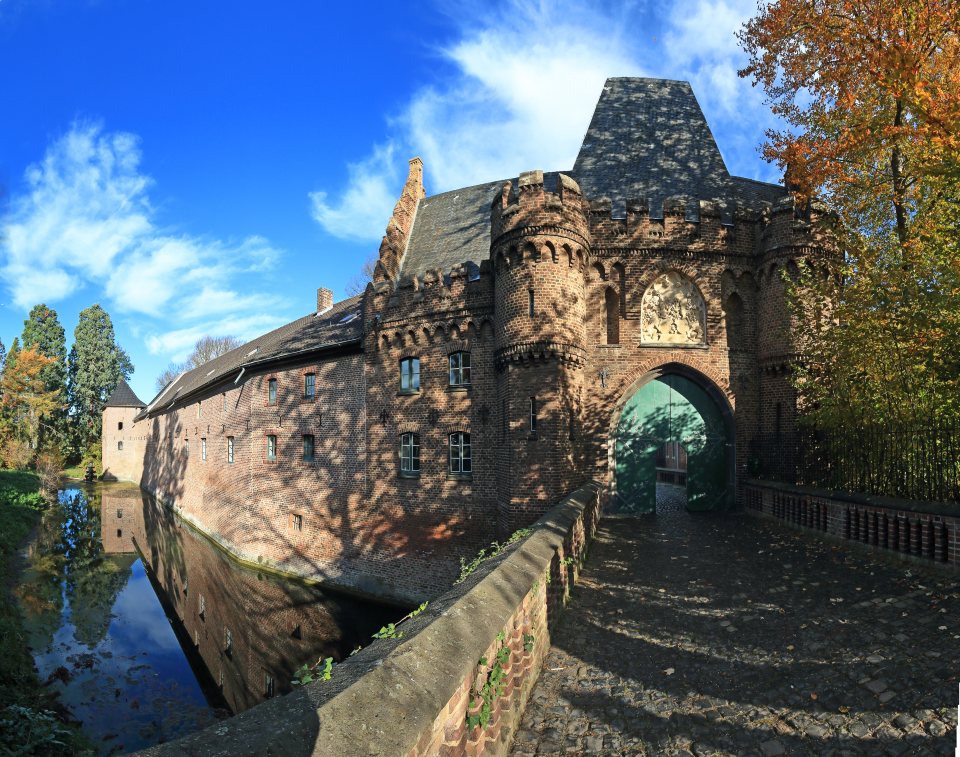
[399,77,785,277]
[105,379,146,408]
[141,295,363,416]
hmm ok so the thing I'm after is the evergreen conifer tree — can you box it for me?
[68,305,133,455]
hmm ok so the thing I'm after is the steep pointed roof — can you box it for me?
[571,77,784,213]
[398,77,785,278]
[105,378,146,408]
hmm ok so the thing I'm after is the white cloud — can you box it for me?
[144,313,282,361]
[309,143,401,243]
[309,0,784,242]
[0,121,290,362]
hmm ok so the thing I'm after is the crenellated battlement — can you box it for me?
[369,259,493,320]
[491,171,591,252]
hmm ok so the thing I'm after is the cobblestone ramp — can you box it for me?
[512,486,959,756]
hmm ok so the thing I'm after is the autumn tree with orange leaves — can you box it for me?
[740,0,960,427]
[0,346,62,462]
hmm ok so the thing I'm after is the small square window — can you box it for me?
[266,435,277,461]
[304,373,316,400]
[268,378,277,405]
[303,434,315,462]
[400,358,420,393]
[227,436,235,464]
[292,513,303,531]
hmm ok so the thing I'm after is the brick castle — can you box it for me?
[103,78,832,603]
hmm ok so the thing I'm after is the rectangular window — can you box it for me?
[224,628,232,654]
[448,352,471,386]
[399,432,420,476]
[292,513,303,531]
[184,438,189,456]
[264,674,275,698]
[227,436,235,464]
[268,378,277,405]
[400,358,420,392]
[222,393,227,412]
[117,441,123,451]
[528,289,535,317]
[529,397,538,434]
[304,373,316,400]
[199,594,206,616]
[302,434,315,462]
[117,529,122,538]
[117,509,123,519]
[449,432,472,475]
[118,421,123,431]
[201,438,207,461]
[197,402,201,418]
[266,435,277,461]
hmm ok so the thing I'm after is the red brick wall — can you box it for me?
[109,173,835,601]
[745,480,960,569]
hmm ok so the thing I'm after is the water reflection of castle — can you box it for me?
[100,486,396,714]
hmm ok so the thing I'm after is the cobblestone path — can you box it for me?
[513,486,959,756]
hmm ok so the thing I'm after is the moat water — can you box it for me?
[14,482,401,755]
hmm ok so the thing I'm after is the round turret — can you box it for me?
[490,171,591,367]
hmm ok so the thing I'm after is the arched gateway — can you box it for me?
[614,370,734,514]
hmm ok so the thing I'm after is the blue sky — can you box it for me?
[0,0,782,402]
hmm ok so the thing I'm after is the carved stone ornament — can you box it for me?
[640,271,706,345]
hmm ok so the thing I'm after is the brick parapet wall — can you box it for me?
[744,479,960,570]
[139,480,604,757]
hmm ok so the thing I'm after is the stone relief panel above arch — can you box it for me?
[640,271,706,346]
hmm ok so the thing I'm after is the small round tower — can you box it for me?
[490,171,592,534]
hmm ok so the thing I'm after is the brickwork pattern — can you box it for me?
[745,480,960,569]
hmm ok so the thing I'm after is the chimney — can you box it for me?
[317,287,333,314]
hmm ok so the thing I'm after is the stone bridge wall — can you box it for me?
[139,480,604,757]
[744,479,960,570]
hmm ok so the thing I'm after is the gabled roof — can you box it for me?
[399,77,786,278]
[141,295,363,417]
[105,378,146,408]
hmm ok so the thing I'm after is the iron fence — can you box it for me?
[749,423,960,504]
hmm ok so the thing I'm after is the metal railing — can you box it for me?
[749,423,960,504]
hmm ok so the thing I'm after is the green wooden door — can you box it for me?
[614,374,731,513]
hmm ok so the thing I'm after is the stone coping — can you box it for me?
[746,478,960,518]
[139,480,602,756]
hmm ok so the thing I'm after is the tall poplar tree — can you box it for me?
[20,305,68,451]
[68,305,133,455]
